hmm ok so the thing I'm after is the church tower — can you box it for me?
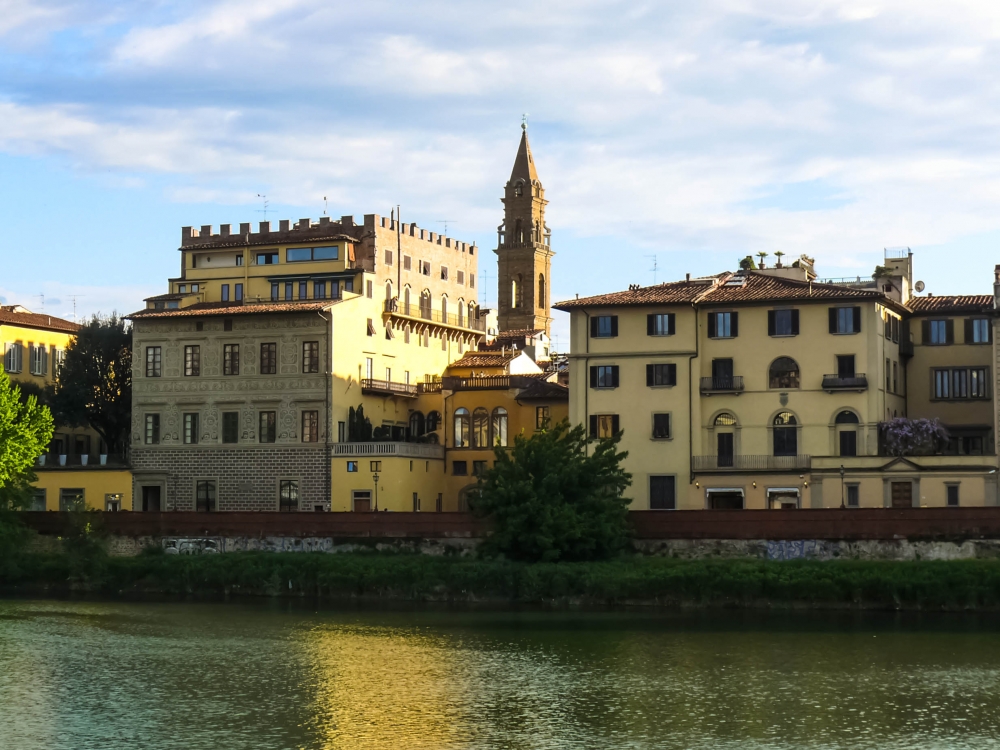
[495,124,554,335]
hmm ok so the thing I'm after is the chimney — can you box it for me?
[298,218,311,229]
[200,225,212,237]
[341,215,355,227]
[181,227,194,242]
[994,265,1000,310]
[240,222,250,234]
[686,273,691,283]
[319,216,331,225]
[259,221,270,233]
[220,224,231,237]
[279,219,290,231]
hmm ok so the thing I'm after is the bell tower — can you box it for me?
[495,123,554,335]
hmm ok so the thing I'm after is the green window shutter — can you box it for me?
[730,312,739,337]
[946,319,955,344]
[610,316,619,337]
[767,310,776,336]
[646,364,653,386]
[668,314,676,335]
[668,364,677,385]
[611,415,620,435]
[829,308,837,333]
[589,367,597,388]
[852,307,861,333]
[707,312,716,338]
[647,315,655,336]
[589,415,598,437]
[922,320,930,344]
[791,309,799,335]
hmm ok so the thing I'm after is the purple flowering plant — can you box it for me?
[879,418,949,456]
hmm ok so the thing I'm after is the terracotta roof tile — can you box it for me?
[554,277,722,309]
[495,328,545,338]
[181,232,360,251]
[700,272,885,305]
[907,295,993,315]
[128,300,340,320]
[449,351,520,368]
[516,378,569,401]
[0,308,79,333]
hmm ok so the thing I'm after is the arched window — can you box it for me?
[453,408,470,448]
[511,278,519,308]
[773,412,798,456]
[385,281,393,301]
[714,412,737,466]
[538,274,545,308]
[514,181,523,198]
[457,301,465,328]
[835,410,860,424]
[441,296,448,319]
[471,407,489,448]
[419,290,432,319]
[836,410,859,456]
[515,218,523,242]
[409,411,425,438]
[516,274,524,308]
[769,357,800,389]
[404,286,411,315]
[491,407,508,447]
[714,413,737,426]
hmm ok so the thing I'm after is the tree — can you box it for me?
[880,418,949,456]
[473,420,632,562]
[51,314,132,456]
[0,369,54,492]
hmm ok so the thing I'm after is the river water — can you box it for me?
[2,599,1000,749]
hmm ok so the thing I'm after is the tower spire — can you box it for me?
[509,123,539,183]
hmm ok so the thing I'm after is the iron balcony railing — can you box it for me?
[38,453,128,468]
[417,381,443,394]
[441,375,541,391]
[700,376,745,393]
[361,378,418,397]
[332,442,445,459]
[693,455,811,472]
[384,299,487,332]
[822,373,869,391]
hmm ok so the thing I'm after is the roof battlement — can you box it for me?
[180,214,477,254]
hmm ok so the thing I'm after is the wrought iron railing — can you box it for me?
[692,455,811,471]
[700,376,745,393]
[441,375,540,391]
[38,453,128,468]
[361,378,418,397]
[332,442,445,459]
[821,373,868,390]
[384,299,487,332]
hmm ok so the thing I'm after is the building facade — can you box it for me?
[555,252,999,509]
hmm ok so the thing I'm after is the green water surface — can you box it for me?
[1,599,999,749]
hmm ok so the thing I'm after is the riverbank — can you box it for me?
[5,550,1000,610]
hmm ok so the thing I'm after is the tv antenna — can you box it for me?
[479,268,495,307]
[322,196,328,216]
[67,295,85,322]
[256,194,270,219]
[437,220,457,235]
[645,255,659,285]
[35,294,44,312]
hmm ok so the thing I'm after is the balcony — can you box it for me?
[700,376,745,394]
[37,453,129,469]
[384,299,487,333]
[332,442,444,459]
[822,373,868,392]
[692,455,811,472]
[441,375,541,391]
[361,378,418,397]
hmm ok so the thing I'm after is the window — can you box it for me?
[650,476,676,510]
[714,412,737,426]
[892,361,898,394]
[491,407,508,447]
[59,488,84,512]
[179,284,187,293]
[279,480,299,512]
[260,343,277,374]
[708,312,738,338]
[145,346,161,377]
[223,344,240,375]
[590,315,618,338]
[314,281,326,299]
[934,367,990,399]
[589,414,620,439]
[105,493,122,512]
[256,252,278,265]
[224,319,233,331]
[646,363,677,387]
[453,461,468,476]
[473,460,488,477]
[538,274,545,308]
[222,412,239,444]
[886,358,892,392]
[427,411,441,432]
[302,341,320,373]
[344,279,354,293]
[259,411,276,443]
[302,411,319,442]
[384,249,393,266]
[536,406,550,429]
[221,284,230,302]
[846,484,860,508]
[347,461,358,472]
[768,309,799,337]
[366,280,373,299]
[365,358,373,379]
[454,408,470,447]
[145,414,160,445]
[287,246,338,262]
[652,413,671,439]
[196,480,216,512]
[29,344,48,376]
[647,313,675,336]
[471,407,489,448]
[235,283,243,301]
[403,255,412,271]
[338,421,346,442]
[299,281,308,299]
[271,283,279,301]
[926,319,952,345]
[3,342,22,373]
[839,430,857,457]
[590,365,619,389]
[947,484,960,507]
[184,345,200,376]
[441,266,449,281]
[772,412,797,456]
[457,270,465,285]
[837,355,855,378]
[421,261,431,276]
[367,318,376,337]
[967,318,991,344]
[891,316,899,343]
[829,307,861,334]
[768,357,800,389]
[183,413,199,444]
[284,283,293,301]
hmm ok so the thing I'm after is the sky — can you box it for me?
[2,0,1000,351]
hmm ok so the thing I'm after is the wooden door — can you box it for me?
[717,433,734,467]
[891,482,912,508]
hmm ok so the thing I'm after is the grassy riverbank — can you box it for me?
[4,550,1000,609]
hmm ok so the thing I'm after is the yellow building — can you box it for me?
[555,252,999,510]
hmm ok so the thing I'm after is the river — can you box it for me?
[1,599,999,749]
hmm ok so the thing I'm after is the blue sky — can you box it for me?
[2,0,1000,350]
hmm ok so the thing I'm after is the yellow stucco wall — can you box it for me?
[330,455,446,512]
[32,469,133,511]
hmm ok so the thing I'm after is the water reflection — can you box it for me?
[2,601,1000,749]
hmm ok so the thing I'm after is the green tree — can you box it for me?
[51,314,132,456]
[473,420,632,562]
[0,369,54,491]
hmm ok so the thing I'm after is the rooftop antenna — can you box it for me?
[645,255,659,285]
[67,295,85,322]
[437,220,457,235]
[35,294,44,312]
[480,268,495,308]
[256,194,270,220]
[322,196,328,216]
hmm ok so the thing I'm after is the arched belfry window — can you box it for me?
[516,274,524,309]
[769,357,800,389]
[514,181,523,198]
[538,274,545,308]
[511,277,519,309]
[515,218,523,243]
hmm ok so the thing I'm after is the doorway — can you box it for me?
[891,481,913,508]
[707,490,744,510]
[767,489,800,510]
[352,490,372,512]
[717,433,734,467]
[141,485,161,512]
